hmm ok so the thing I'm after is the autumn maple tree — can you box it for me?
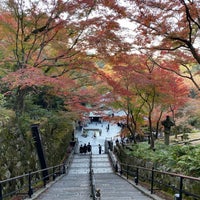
[136,63,189,147]
[104,53,189,148]
[0,0,133,180]
[0,0,193,144]
[126,0,200,92]
[0,0,130,117]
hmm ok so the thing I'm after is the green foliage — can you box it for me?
[172,124,193,134]
[0,94,11,127]
[0,93,6,106]
[39,111,73,166]
[33,90,65,110]
[127,142,200,177]
[0,109,73,179]
[0,114,34,179]
[188,116,200,129]
[0,88,74,179]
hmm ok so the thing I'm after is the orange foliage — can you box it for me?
[126,0,200,92]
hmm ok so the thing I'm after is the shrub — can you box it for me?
[188,116,200,129]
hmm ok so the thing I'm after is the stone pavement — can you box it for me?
[76,121,122,154]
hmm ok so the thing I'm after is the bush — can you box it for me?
[124,141,200,177]
[188,116,200,129]
[172,124,193,134]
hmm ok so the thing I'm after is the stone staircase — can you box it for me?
[92,154,152,200]
[32,153,163,200]
[35,154,91,200]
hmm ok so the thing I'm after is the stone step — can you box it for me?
[69,154,90,174]
[33,153,162,200]
[92,154,152,200]
[92,154,113,173]
[35,155,91,200]
[94,173,152,200]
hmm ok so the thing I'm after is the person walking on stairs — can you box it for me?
[98,144,102,154]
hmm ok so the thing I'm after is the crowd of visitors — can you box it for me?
[79,142,103,154]
[79,143,92,154]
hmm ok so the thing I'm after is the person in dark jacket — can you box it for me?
[87,142,92,154]
[79,144,83,154]
[98,144,102,154]
[83,143,87,154]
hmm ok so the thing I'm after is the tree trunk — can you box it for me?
[148,115,155,149]
[15,88,26,117]
[155,110,163,139]
[164,132,170,145]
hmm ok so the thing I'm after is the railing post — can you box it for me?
[119,163,122,176]
[120,168,122,176]
[28,171,33,198]
[63,164,66,174]
[179,177,183,200]
[126,164,129,179]
[0,182,2,200]
[150,167,154,194]
[43,174,46,187]
[53,167,56,181]
[115,161,118,172]
[134,168,139,185]
[59,166,61,175]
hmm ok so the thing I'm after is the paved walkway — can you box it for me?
[76,121,121,154]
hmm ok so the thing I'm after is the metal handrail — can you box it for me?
[89,154,97,200]
[108,150,119,172]
[109,150,200,200]
[0,148,75,200]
